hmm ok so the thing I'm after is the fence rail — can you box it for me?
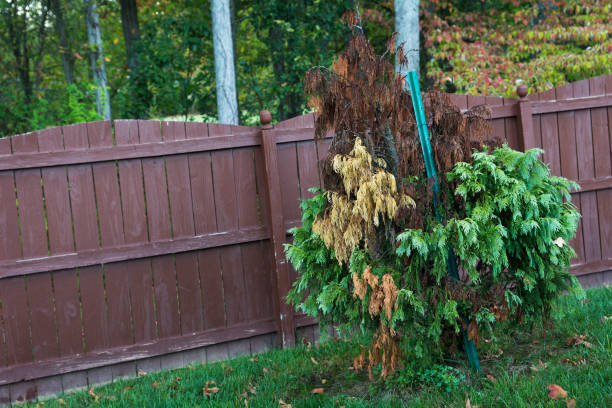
[0,74,610,404]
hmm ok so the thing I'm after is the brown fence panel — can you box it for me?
[0,76,611,403]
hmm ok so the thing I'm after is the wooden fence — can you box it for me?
[0,74,610,404]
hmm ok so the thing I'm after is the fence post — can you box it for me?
[516,84,536,151]
[259,110,296,348]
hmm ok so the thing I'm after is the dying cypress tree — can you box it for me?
[288,17,581,380]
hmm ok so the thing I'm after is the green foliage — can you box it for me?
[422,0,612,96]
[285,188,365,336]
[388,364,465,393]
[0,82,101,137]
[288,146,582,372]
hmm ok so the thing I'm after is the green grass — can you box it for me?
[27,286,611,407]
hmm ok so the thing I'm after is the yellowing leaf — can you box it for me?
[566,398,576,408]
[279,400,293,408]
[486,374,497,383]
[312,387,325,394]
[547,384,568,400]
[311,357,319,365]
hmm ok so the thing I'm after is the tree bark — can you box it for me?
[119,0,140,74]
[85,0,111,120]
[395,0,420,80]
[211,0,239,125]
[50,0,74,85]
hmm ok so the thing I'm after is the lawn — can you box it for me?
[26,286,611,408]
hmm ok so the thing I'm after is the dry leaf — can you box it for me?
[566,334,593,348]
[312,387,325,394]
[548,384,568,400]
[311,357,319,365]
[566,398,576,408]
[553,237,566,247]
[58,399,66,407]
[138,369,147,376]
[530,359,548,372]
[74,52,83,60]
[279,399,293,408]
[224,364,233,374]
[263,367,269,374]
[465,398,479,408]
[151,381,160,389]
[248,384,257,395]
[88,387,99,402]
[250,357,259,363]
[321,379,328,384]
[486,374,498,383]
[203,380,220,397]
[561,357,586,366]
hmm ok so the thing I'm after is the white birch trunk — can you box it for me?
[85,0,111,120]
[395,0,420,80]
[211,0,239,125]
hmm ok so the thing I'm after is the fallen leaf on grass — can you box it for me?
[224,364,233,374]
[151,382,160,389]
[279,399,292,408]
[465,398,479,408]
[486,374,497,383]
[321,379,328,384]
[547,384,568,399]
[312,387,325,394]
[530,359,548,372]
[169,376,181,389]
[248,383,257,395]
[88,388,99,402]
[566,334,593,348]
[58,399,66,406]
[250,356,259,362]
[311,357,319,365]
[263,367,269,374]
[599,315,611,323]
[137,369,147,376]
[203,380,220,397]
[566,398,576,408]
[561,357,586,366]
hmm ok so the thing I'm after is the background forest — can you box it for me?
[0,0,610,137]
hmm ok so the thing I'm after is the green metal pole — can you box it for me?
[406,71,480,372]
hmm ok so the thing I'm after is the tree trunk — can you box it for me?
[211,0,239,125]
[50,0,74,85]
[85,0,111,120]
[395,0,420,80]
[119,0,140,74]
